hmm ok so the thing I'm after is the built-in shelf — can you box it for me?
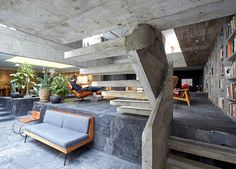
[227,76,236,80]
[226,97,236,102]
[227,52,236,62]
[227,30,236,42]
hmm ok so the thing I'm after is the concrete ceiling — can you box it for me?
[0,0,235,44]
[175,17,225,66]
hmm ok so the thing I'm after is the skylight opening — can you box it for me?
[162,29,182,54]
[6,56,75,69]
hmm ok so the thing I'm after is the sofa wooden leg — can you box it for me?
[24,135,28,143]
[64,154,68,166]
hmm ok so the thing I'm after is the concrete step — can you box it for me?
[102,91,148,100]
[168,136,236,164]
[0,115,14,122]
[64,38,126,60]
[110,99,151,109]
[166,154,220,169]
[0,111,11,116]
[117,106,151,116]
[92,80,141,87]
[80,63,134,75]
[0,107,7,111]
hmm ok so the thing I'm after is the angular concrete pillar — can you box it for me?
[126,24,169,107]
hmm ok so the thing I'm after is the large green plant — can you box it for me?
[34,71,53,90]
[49,74,69,97]
[10,64,34,94]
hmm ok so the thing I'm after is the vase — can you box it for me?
[39,88,50,102]
[50,95,61,104]
[10,92,21,98]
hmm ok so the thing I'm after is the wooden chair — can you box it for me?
[173,76,191,106]
[67,82,92,102]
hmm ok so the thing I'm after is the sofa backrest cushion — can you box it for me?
[63,113,90,133]
[43,110,64,127]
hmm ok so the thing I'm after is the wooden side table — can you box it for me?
[12,111,41,137]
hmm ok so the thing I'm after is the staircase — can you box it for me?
[65,24,172,168]
[0,104,14,122]
[65,24,168,117]
[166,136,236,168]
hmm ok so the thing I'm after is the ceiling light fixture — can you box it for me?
[0,23,7,28]
[6,56,75,69]
[195,39,199,43]
[9,27,16,31]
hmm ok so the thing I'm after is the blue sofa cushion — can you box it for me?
[63,114,90,134]
[25,123,89,148]
[43,110,64,127]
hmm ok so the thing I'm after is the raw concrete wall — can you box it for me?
[0,27,114,69]
[0,97,39,116]
[0,27,74,65]
[142,64,173,169]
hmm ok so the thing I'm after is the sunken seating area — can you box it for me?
[24,110,94,165]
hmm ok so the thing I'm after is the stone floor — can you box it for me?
[172,93,236,147]
[0,120,141,169]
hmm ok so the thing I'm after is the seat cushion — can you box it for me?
[63,113,90,134]
[25,123,89,148]
[43,110,64,127]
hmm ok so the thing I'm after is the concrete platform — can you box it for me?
[33,100,148,163]
[172,93,236,148]
[0,120,141,169]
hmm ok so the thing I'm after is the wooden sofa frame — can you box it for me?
[24,110,94,165]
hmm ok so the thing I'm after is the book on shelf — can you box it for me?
[220,47,224,60]
[228,102,236,117]
[230,62,236,77]
[219,79,224,90]
[226,14,236,39]
[226,83,236,99]
[227,41,233,58]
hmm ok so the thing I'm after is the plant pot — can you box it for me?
[10,92,21,98]
[39,88,50,102]
[50,95,61,104]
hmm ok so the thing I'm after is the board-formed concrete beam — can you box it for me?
[80,63,134,75]
[117,106,151,116]
[64,24,158,62]
[169,136,236,165]
[110,99,151,109]
[64,38,126,60]
[166,154,220,169]
[102,91,148,100]
[92,80,141,87]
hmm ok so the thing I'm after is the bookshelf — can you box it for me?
[225,14,236,120]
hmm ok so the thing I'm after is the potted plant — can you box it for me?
[49,74,69,104]
[34,71,53,102]
[10,64,34,98]
[10,78,21,98]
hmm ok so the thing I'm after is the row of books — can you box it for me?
[225,14,236,39]
[226,83,236,99]
[228,102,236,117]
[229,62,236,77]
[227,38,236,58]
